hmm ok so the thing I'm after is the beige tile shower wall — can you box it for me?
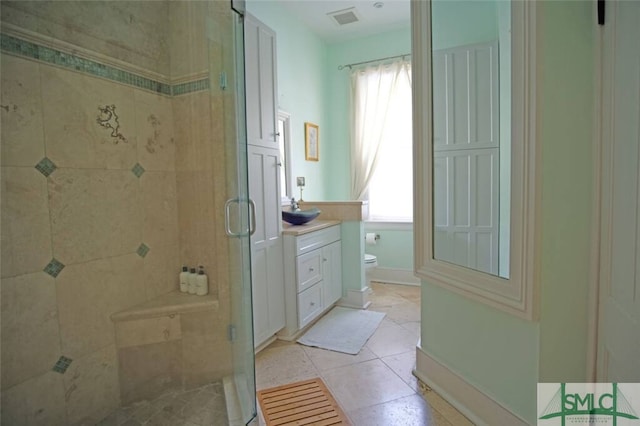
[0,54,180,425]
[171,1,234,377]
[169,1,208,80]
[1,1,171,76]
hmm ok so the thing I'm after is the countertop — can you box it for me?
[281,219,341,236]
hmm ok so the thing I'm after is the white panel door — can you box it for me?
[433,40,500,275]
[322,240,343,306]
[244,14,278,149]
[434,148,499,275]
[433,41,499,151]
[248,145,284,347]
[597,0,640,381]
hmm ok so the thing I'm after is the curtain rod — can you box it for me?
[338,53,411,70]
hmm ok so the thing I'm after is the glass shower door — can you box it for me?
[215,2,256,425]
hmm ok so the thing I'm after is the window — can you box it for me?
[278,111,292,203]
[351,61,413,222]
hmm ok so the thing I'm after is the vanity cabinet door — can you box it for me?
[322,240,343,306]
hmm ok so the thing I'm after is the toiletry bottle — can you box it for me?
[188,267,197,294]
[196,265,208,296]
[179,266,189,293]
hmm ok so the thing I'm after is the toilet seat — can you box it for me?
[364,254,377,266]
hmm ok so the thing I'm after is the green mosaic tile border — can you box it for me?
[1,33,209,96]
[172,78,210,96]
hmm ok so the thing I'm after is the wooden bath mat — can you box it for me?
[257,378,350,425]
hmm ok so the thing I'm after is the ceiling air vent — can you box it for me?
[327,7,360,26]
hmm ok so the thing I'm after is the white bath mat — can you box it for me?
[297,307,385,355]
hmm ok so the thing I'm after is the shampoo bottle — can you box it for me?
[196,265,208,296]
[179,266,189,293]
[188,267,197,294]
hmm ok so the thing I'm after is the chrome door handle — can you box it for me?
[224,198,240,237]
[248,198,257,236]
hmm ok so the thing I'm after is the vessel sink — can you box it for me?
[282,208,321,225]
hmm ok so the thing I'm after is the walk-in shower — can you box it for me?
[0,1,256,424]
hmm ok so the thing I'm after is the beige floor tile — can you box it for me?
[320,359,414,412]
[365,322,419,358]
[254,283,470,426]
[381,350,421,392]
[347,394,449,426]
[385,283,421,300]
[401,321,421,338]
[254,342,319,391]
[421,389,474,426]
[374,301,421,324]
[301,345,377,372]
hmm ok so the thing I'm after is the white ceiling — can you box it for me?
[276,0,410,43]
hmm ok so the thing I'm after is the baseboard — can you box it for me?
[414,345,529,426]
[337,287,371,309]
[254,335,277,354]
[369,267,421,286]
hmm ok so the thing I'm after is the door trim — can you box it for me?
[586,0,605,382]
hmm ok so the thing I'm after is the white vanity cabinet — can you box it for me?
[280,223,342,338]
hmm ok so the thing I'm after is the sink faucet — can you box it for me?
[290,197,300,211]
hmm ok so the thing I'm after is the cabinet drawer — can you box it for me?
[296,250,323,292]
[298,282,323,328]
[294,225,340,256]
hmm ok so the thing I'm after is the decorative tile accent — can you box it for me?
[52,355,73,374]
[0,33,209,96]
[131,163,145,178]
[97,105,127,143]
[35,157,57,177]
[43,258,65,278]
[172,79,210,96]
[136,243,150,258]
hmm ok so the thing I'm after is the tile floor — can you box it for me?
[255,282,474,426]
[96,382,228,426]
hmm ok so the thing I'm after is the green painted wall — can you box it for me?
[363,226,414,270]
[421,1,594,423]
[421,283,540,421]
[538,0,593,382]
[245,1,328,200]
[341,221,366,294]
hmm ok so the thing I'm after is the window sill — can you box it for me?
[364,221,413,231]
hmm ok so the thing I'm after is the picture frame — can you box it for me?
[304,122,319,161]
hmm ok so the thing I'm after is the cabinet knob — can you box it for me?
[323,258,327,262]
[309,267,314,272]
[310,302,315,306]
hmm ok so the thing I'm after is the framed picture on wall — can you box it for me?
[305,122,319,161]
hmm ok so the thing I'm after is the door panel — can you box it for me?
[434,148,499,275]
[597,0,640,382]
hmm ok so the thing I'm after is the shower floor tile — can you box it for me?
[97,382,228,426]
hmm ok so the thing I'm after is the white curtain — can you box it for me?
[350,60,411,201]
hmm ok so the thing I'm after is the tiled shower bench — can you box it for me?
[111,291,227,405]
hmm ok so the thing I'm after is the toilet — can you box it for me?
[364,254,378,287]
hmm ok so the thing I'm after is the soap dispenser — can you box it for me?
[188,267,197,294]
[179,266,189,293]
[196,265,208,296]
